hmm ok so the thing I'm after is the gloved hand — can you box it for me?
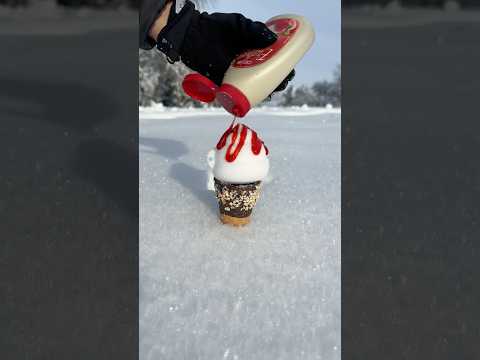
[155,0,295,93]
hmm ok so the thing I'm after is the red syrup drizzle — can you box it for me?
[216,122,269,162]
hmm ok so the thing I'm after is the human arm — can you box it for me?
[140,0,295,91]
[148,0,174,43]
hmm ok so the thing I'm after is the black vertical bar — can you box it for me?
[0,6,139,359]
[342,3,480,360]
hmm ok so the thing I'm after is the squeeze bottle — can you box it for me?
[182,14,315,117]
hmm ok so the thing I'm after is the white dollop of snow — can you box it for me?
[210,124,269,184]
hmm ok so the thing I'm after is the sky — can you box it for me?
[204,0,341,86]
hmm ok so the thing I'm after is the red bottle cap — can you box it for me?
[182,73,218,103]
[216,83,251,118]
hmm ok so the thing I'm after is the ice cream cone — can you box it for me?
[208,123,269,227]
[214,178,261,226]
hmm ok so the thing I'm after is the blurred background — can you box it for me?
[1,1,139,358]
[0,0,137,9]
[343,0,480,8]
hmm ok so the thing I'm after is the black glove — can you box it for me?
[155,0,295,92]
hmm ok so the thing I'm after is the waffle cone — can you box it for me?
[214,178,261,226]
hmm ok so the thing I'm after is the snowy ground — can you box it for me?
[140,107,341,360]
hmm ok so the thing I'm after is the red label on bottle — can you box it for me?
[232,18,299,68]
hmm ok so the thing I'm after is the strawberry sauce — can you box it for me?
[216,124,269,162]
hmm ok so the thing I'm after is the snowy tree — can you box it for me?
[311,81,333,107]
[280,64,341,107]
[281,86,295,106]
[293,85,318,106]
[139,49,201,107]
[312,64,341,107]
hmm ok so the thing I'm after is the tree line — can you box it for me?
[139,49,341,108]
[280,65,340,107]
[139,49,200,107]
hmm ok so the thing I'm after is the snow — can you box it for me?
[140,108,340,360]
[139,104,341,120]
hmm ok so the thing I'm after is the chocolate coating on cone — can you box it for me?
[214,178,261,220]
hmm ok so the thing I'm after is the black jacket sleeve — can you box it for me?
[139,0,168,50]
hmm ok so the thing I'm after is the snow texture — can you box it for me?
[139,104,341,119]
[140,107,341,360]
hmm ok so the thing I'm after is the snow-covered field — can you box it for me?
[140,107,341,360]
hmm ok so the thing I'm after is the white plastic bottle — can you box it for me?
[182,14,315,117]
